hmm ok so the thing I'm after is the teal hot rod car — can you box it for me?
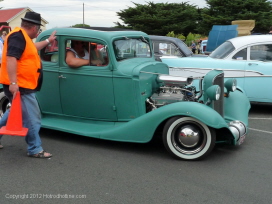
[0,28,250,160]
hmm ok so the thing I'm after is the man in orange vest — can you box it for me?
[0,12,56,158]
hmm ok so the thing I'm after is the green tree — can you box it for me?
[185,33,201,46]
[198,0,272,34]
[115,1,199,36]
[166,31,186,40]
[72,24,91,28]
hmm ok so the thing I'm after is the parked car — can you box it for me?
[200,40,208,54]
[162,35,272,104]
[149,35,207,61]
[0,28,250,160]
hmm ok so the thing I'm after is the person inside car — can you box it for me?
[90,43,105,65]
[66,40,102,67]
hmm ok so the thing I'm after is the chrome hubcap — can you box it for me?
[179,126,200,148]
[171,122,207,155]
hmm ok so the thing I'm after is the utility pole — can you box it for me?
[83,3,85,27]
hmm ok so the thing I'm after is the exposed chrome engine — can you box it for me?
[146,75,200,111]
[146,71,226,119]
[150,86,197,108]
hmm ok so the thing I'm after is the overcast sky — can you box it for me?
[0,0,207,29]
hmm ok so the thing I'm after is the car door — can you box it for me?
[243,43,272,102]
[37,38,62,114]
[59,37,117,120]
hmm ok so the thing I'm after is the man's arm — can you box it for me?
[7,56,19,95]
[35,31,57,51]
[66,51,89,68]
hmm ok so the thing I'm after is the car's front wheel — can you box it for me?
[163,117,216,160]
[0,91,10,118]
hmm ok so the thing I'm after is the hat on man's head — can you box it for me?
[21,11,43,26]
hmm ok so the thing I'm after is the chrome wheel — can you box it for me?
[0,92,10,118]
[163,117,215,160]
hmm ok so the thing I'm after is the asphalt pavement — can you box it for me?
[0,104,272,204]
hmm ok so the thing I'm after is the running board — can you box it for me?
[41,115,116,138]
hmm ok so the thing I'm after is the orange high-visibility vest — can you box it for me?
[0,27,41,89]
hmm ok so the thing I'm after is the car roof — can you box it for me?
[228,35,272,48]
[149,35,193,56]
[149,35,184,43]
[38,27,149,42]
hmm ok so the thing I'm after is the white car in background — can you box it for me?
[162,35,272,104]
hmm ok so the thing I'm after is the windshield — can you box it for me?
[113,38,151,61]
[209,41,235,59]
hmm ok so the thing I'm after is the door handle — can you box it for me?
[59,75,66,79]
[248,63,258,66]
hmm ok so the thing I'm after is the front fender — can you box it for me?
[101,102,229,142]
[224,90,250,126]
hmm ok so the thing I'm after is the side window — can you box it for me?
[159,42,168,54]
[156,42,181,56]
[66,39,108,66]
[232,48,247,60]
[250,44,272,61]
[40,39,58,62]
[169,43,182,57]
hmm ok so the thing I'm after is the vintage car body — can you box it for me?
[0,28,250,160]
[162,35,272,103]
[149,35,207,61]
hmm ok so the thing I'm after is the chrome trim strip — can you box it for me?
[168,67,272,78]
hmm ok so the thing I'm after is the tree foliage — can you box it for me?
[198,0,272,34]
[72,24,91,28]
[115,0,272,36]
[166,31,186,40]
[116,1,199,36]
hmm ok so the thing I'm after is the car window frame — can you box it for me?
[40,36,59,64]
[61,36,110,70]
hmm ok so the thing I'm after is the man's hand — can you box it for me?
[6,56,18,95]
[48,31,57,44]
[35,30,57,51]
[9,84,19,96]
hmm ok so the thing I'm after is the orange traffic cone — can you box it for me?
[0,91,28,136]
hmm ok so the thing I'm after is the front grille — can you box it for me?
[212,73,224,117]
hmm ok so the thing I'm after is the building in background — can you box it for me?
[0,7,48,34]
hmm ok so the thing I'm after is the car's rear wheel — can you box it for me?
[163,116,216,160]
[0,92,10,118]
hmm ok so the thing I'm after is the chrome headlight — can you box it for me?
[225,78,237,92]
[206,85,221,101]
